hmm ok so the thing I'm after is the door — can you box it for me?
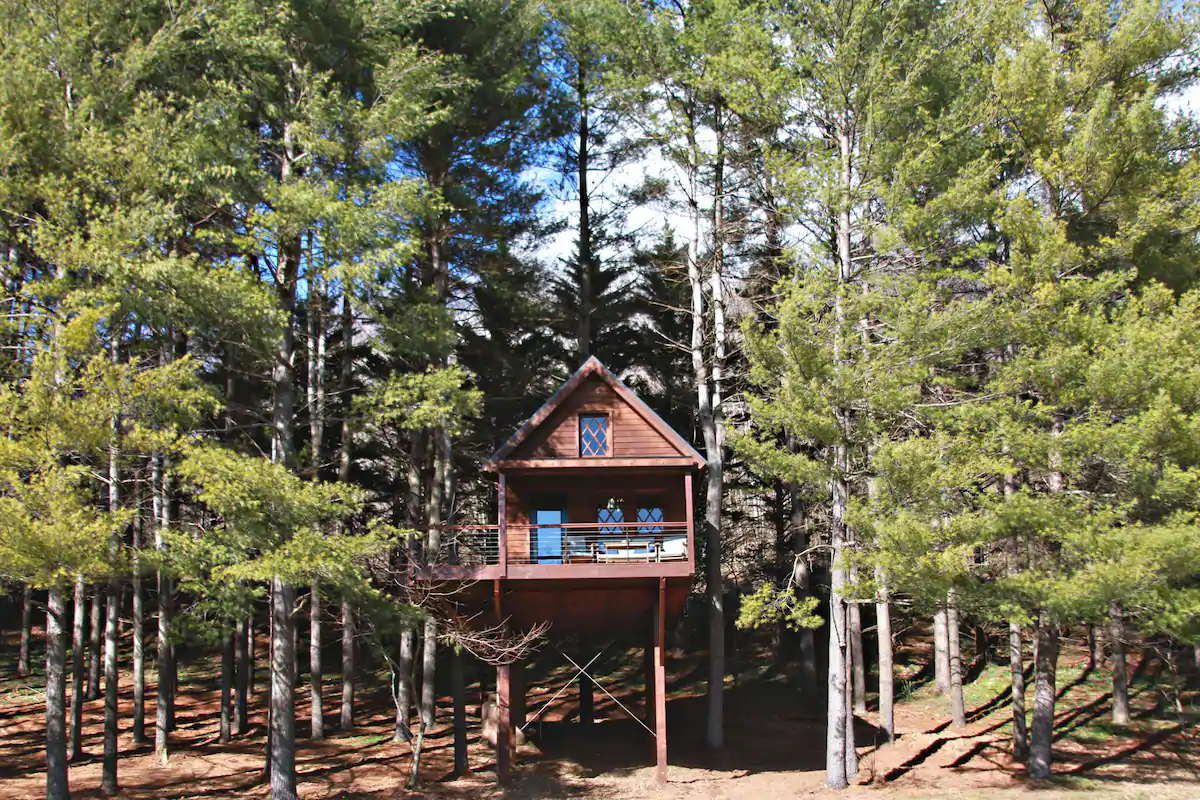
[532,508,564,564]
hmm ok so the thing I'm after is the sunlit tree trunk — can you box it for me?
[101,414,121,794]
[875,565,894,743]
[87,587,102,700]
[269,578,298,800]
[310,582,323,739]
[69,576,86,761]
[849,593,867,715]
[948,591,966,729]
[132,477,146,745]
[18,584,31,677]
[1109,601,1130,724]
[46,587,69,800]
[154,450,172,764]
[236,613,250,734]
[340,600,355,730]
[220,629,234,743]
[933,606,949,694]
[1028,617,1059,779]
[268,114,302,794]
[1009,622,1028,760]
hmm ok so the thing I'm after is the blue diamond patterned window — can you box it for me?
[580,415,609,457]
[598,506,624,535]
[637,506,664,535]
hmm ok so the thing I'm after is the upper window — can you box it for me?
[579,414,610,457]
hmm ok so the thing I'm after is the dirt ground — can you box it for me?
[2,628,1198,800]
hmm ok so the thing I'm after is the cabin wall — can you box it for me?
[512,377,681,460]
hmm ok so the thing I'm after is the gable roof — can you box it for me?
[485,356,705,469]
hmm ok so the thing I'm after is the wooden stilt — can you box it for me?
[511,658,526,738]
[495,579,511,786]
[497,661,511,786]
[579,668,594,725]
[644,639,655,727]
[655,578,668,784]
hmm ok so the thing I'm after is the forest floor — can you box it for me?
[1,623,1199,799]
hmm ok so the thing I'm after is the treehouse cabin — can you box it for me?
[436,356,703,784]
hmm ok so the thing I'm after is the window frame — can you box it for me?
[578,412,612,458]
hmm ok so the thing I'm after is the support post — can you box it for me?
[511,658,526,738]
[643,639,655,727]
[579,668,594,726]
[495,580,511,786]
[655,578,668,784]
[497,662,511,786]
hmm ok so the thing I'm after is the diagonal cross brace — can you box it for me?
[519,647,657,739]
[518,648,604,733]
[560,650,657,739]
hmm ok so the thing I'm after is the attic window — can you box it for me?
[579,415,610,457]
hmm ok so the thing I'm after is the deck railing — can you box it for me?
[438,521,690,567]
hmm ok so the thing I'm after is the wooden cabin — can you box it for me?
[437,356,704,784]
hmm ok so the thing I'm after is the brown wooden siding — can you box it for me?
[511,376,682,460]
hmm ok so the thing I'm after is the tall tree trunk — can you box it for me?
[267,114,302,797]
[684,97,724,752]
[236,613,250,734]
[306,267,326,738]
[340,600,355,730]
[1109,601,1130,724]
[420,431,448,733]
[849,597,867,715]
[825,120,858,790]
[154,451,172,764]
[1086,624,1101,671]
[396,431,425,738]
[826,525,851,789]
[1005,467,1027,760]
[87,587,102,700]
[974,624,990,665]
[337,290,355,734]
[796,558,818,696]
[948,591,966,729]
[269,577,297,800]
[69,576,86,761]
[1028,617,1059,779]
[310,582,323,739]
[248,609,256,695]
[1009,622,1028,761]
[18,583,31,677]
[933,606,950,694]
[875,565,894,743]
[845,643,858,779]
[46,587,69,800]
[576,61,592,362]
[452,648,467,775]
[101,428,121,794]
[393,630,414,742]
[132,479,145,745]
[220,629,234,743]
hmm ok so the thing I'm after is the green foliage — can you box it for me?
[735,583,823,633]
[355,365,482,436]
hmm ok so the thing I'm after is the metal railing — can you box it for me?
[435,526,502,567]
[438,521,690,567]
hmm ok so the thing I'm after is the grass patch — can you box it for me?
[336,733,390,748]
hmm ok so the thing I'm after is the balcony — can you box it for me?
[429,521,693,581]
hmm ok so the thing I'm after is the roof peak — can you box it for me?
[485,358,704,469]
